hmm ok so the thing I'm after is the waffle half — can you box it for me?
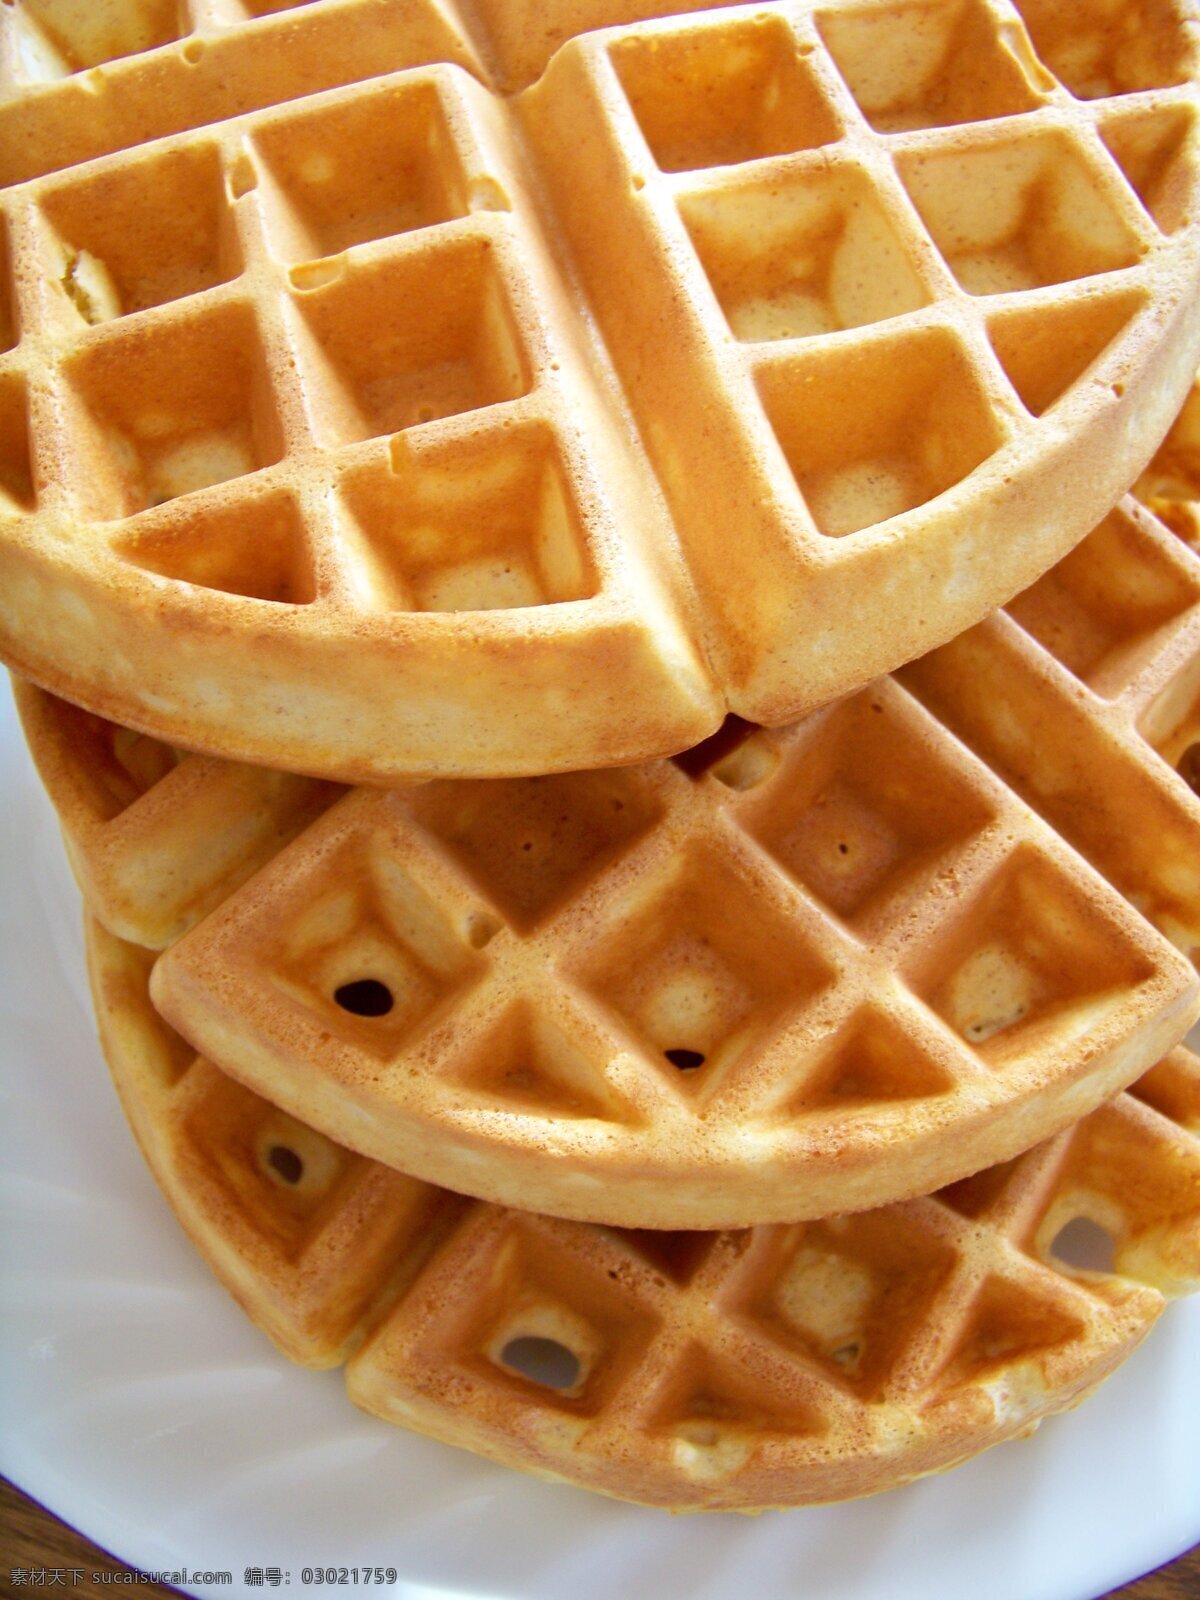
[2,0,1199,776]
[89,916,1200,1512]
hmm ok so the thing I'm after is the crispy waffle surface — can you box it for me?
[2,1,1200,778]
[88,916,1200,1512]
[16,392,1200,1228]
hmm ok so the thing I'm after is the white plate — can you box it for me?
[1,682,1197,1600]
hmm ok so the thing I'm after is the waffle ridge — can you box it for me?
[89,916,1200,1511]
[2,0,1200,776]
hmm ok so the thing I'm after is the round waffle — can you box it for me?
[16,444,1200,1226]
[1,0,1199,777]
[89,916,1200,1512]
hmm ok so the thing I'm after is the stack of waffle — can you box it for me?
[4,0,1200,1512]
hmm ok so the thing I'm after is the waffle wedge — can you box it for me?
[2,1,1199,777]
[88,916,1200,1512]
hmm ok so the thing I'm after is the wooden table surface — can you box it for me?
[1,1476,1195,1598]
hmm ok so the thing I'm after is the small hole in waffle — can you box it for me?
[953,947,1032,1042]
[265,1143,303,1185]
[672,714,759,779]
[915,848,1156,1064]
[740,1213,959,1396]
[498,1335,581,1391]
[664,1047,706,1070]
[267,848,480,1054]
[465,912,500,950]
[579,841,832,1096]
[1049,1216,1117,1274]
[741,689,992,921]
[333,978,394,1018]
[409,771,655,930]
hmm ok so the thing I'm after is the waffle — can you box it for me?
[19,522,1200,1231]
[2,2,1199,777]
[88,915,1200,1511]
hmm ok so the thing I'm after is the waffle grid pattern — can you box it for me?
[522,0,1200,714]
[0,54,720,774]
[0,0,1198,775]
[92,918,1200,1510]
[146,651,1194,1225]
[17,389,1200,1226]
[30,416,1200,967]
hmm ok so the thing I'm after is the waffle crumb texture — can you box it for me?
[1,0,1199,776]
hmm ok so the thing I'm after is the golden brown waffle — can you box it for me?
[139,681,1200,1228]
[2,1,1200,777]
[18,677,1194,1233]
[89,916,1200,1511]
